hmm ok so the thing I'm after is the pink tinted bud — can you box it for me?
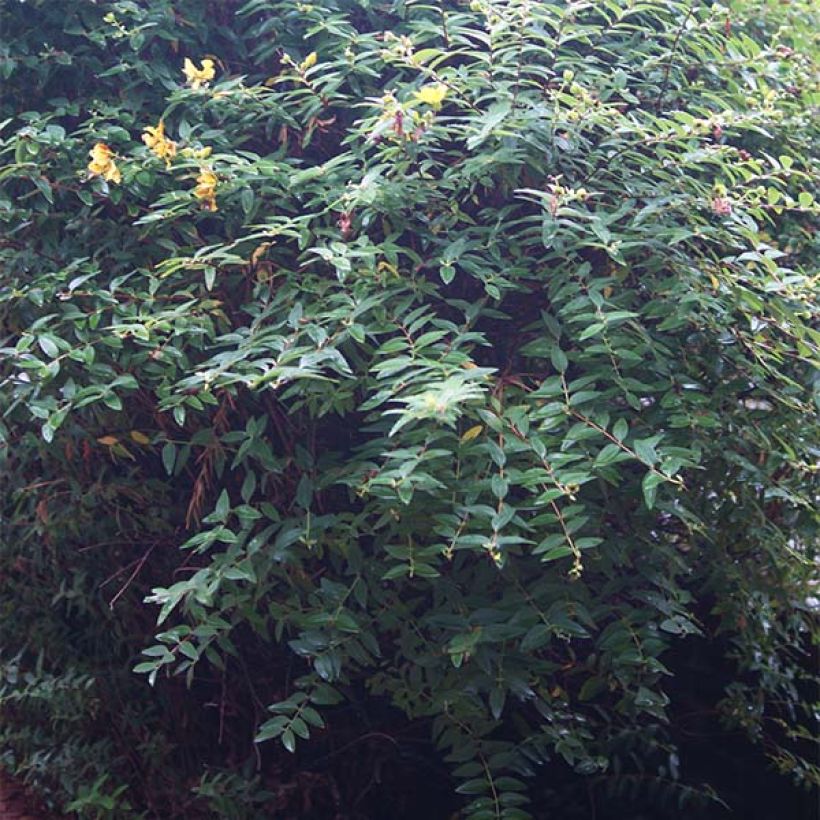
[711,196,732,216]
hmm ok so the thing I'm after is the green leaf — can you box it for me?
[37,335,59,358]
[633,437,659,465]
[281,729,296,753]
[215,490,230,521]
[642,472,663,509]
[491,474,509,499]
[489,687,506,719]
[204,266,216,291]
[161,443,176,476]
[551,346,568,373]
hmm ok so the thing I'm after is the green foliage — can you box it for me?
[1,0,817,816]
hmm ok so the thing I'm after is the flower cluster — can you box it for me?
[142,121,177,167]
[86,61,220,207]
[193,168,218,211]
[381,31,417,64]
[183,58,216,89]
[712,196,733,216]
[87,143,121,184]
[369,86,445,145]
[182,146,212,160]
[711,182,733,217]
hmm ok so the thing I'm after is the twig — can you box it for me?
[655,1,697,112]
[108,542,157,609]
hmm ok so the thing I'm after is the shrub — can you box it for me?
[1,0,817,817]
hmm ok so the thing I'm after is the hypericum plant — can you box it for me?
[1,0,817,817]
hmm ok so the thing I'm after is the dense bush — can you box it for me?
[1,0,817,817]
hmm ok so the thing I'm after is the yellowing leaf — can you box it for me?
[112,444,136,461]
[130,431,151,445]
[460,425,483,443]
[251,243,272,265]
[300,52,317,71]
[97,435,119,446]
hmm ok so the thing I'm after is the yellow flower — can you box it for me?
[141,121,177,167]
[299,51,317,71]
[141,120,164,149]
[87,142,121,184]
[414,83,448,110]
[183,57,216,89]
[193,167,218,211]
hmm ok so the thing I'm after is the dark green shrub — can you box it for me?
[1,1,817,817]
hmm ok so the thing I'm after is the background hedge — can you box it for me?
[0,0,817,817]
